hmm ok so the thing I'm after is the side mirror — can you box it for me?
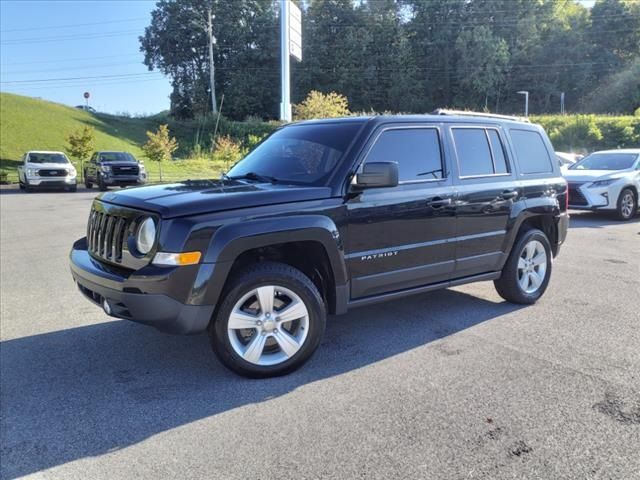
[355,162,399,188]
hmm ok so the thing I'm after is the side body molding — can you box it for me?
[194,215,348,310]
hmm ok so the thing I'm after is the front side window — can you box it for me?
[227,122,363,186]
[510,129,553,174]
[365,128,443,182]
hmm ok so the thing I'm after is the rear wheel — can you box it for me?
[209,262,326,378]
[494,228,552,304]
[616,188,637,221]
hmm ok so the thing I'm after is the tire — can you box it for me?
[18,180,24,190]
[494,228,552,304]
[98,174,108,191]
[616,188,637,221]
[68,185,77,192]
[84,171,93,189]
[209,261,326,378]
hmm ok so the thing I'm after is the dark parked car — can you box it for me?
[70,112,569,377]
[84,151,147,191]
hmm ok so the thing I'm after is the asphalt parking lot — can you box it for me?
[1,187,639,480]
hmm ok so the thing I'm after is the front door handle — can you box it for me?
[427,197,452,208]
[501,190,519,200]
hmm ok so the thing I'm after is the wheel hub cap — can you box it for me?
[227,285,310,366]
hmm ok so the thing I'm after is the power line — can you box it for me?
[1,17,147,33]
[1,30,141,45]
[0,72,162,85]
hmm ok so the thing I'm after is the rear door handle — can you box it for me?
[501,190,519,200]
[427,197,452,208]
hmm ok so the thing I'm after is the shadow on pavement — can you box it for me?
[569,210,639,229]
[0,288,521,479]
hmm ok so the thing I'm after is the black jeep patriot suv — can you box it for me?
[70,112,569,377]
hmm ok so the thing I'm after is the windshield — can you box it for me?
[27,153,69,164]
[99,152,137,163]
[569,152,638,171]
[227,122,363,186]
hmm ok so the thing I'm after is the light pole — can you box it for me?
[280,0,291,122]
[517,90,529,117]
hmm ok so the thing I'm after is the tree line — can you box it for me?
[140,0,640,120]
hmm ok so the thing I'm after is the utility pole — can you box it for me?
[207,8,218,115]
[517,90,529,117]
[280,0,291,122]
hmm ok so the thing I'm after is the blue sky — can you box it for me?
[1,0,596,116]
[0,0,171,115]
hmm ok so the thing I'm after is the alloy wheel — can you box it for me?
[227,285,309,366]
[621,192,635,219]
[517,240,547,294]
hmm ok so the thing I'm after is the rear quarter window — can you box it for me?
[509,129,553,174]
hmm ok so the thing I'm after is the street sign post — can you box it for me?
[280,0,301,122]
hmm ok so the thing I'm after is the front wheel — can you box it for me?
[84,171,93,189]
[494,228,552,304]
[98,174,108,191]
[210,262,326,378]
[616,188,637,221]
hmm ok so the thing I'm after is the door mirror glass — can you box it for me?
[355,162,399,188]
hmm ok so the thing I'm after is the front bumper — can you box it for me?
[568,183,614,211]
[70,238,213,334]
[102,174,146,186]
[26,176,76,187]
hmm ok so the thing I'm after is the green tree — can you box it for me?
[455,26,510,110]
[142,124,178,182]
[140,0,279,120]
[65,126,95,178]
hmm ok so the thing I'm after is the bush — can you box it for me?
[213,135,244,171]
[293,91,350,120]
[533,115,639,151]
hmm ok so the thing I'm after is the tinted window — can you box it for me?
[488,130,509,174]
[453,128,494,176]
[365,128,443,181]
[510,129,553,174]
[227,122,363,186]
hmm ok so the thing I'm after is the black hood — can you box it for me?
[98,180,333,218]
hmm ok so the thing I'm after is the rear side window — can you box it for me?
[510,129,553,174]
[452,128,510,177]
[366,128,443,181]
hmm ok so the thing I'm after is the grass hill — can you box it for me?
[0,92,252,183]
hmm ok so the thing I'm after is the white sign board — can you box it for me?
[289,1,302,61]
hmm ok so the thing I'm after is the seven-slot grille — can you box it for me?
[112,165,139,176]
[568,182,588,206]
[87,208,129,262]
[38,168,67,177]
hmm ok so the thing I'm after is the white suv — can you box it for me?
[17,151,78,192]
[564,149,640,220]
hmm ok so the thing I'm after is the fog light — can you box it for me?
[102,299,112,315]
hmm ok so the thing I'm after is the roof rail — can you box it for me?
[431,109,530,123]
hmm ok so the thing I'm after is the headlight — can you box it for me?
[100,165,111,173]
[135,217,156,254]
[27,168,39,177]
[67,167,77,177]
[589,179,616,188]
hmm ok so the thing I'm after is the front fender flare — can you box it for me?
[190,215,348,309]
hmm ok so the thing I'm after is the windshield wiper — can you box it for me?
[229,172,279,184]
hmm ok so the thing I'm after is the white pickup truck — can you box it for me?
[17,151,77,192]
